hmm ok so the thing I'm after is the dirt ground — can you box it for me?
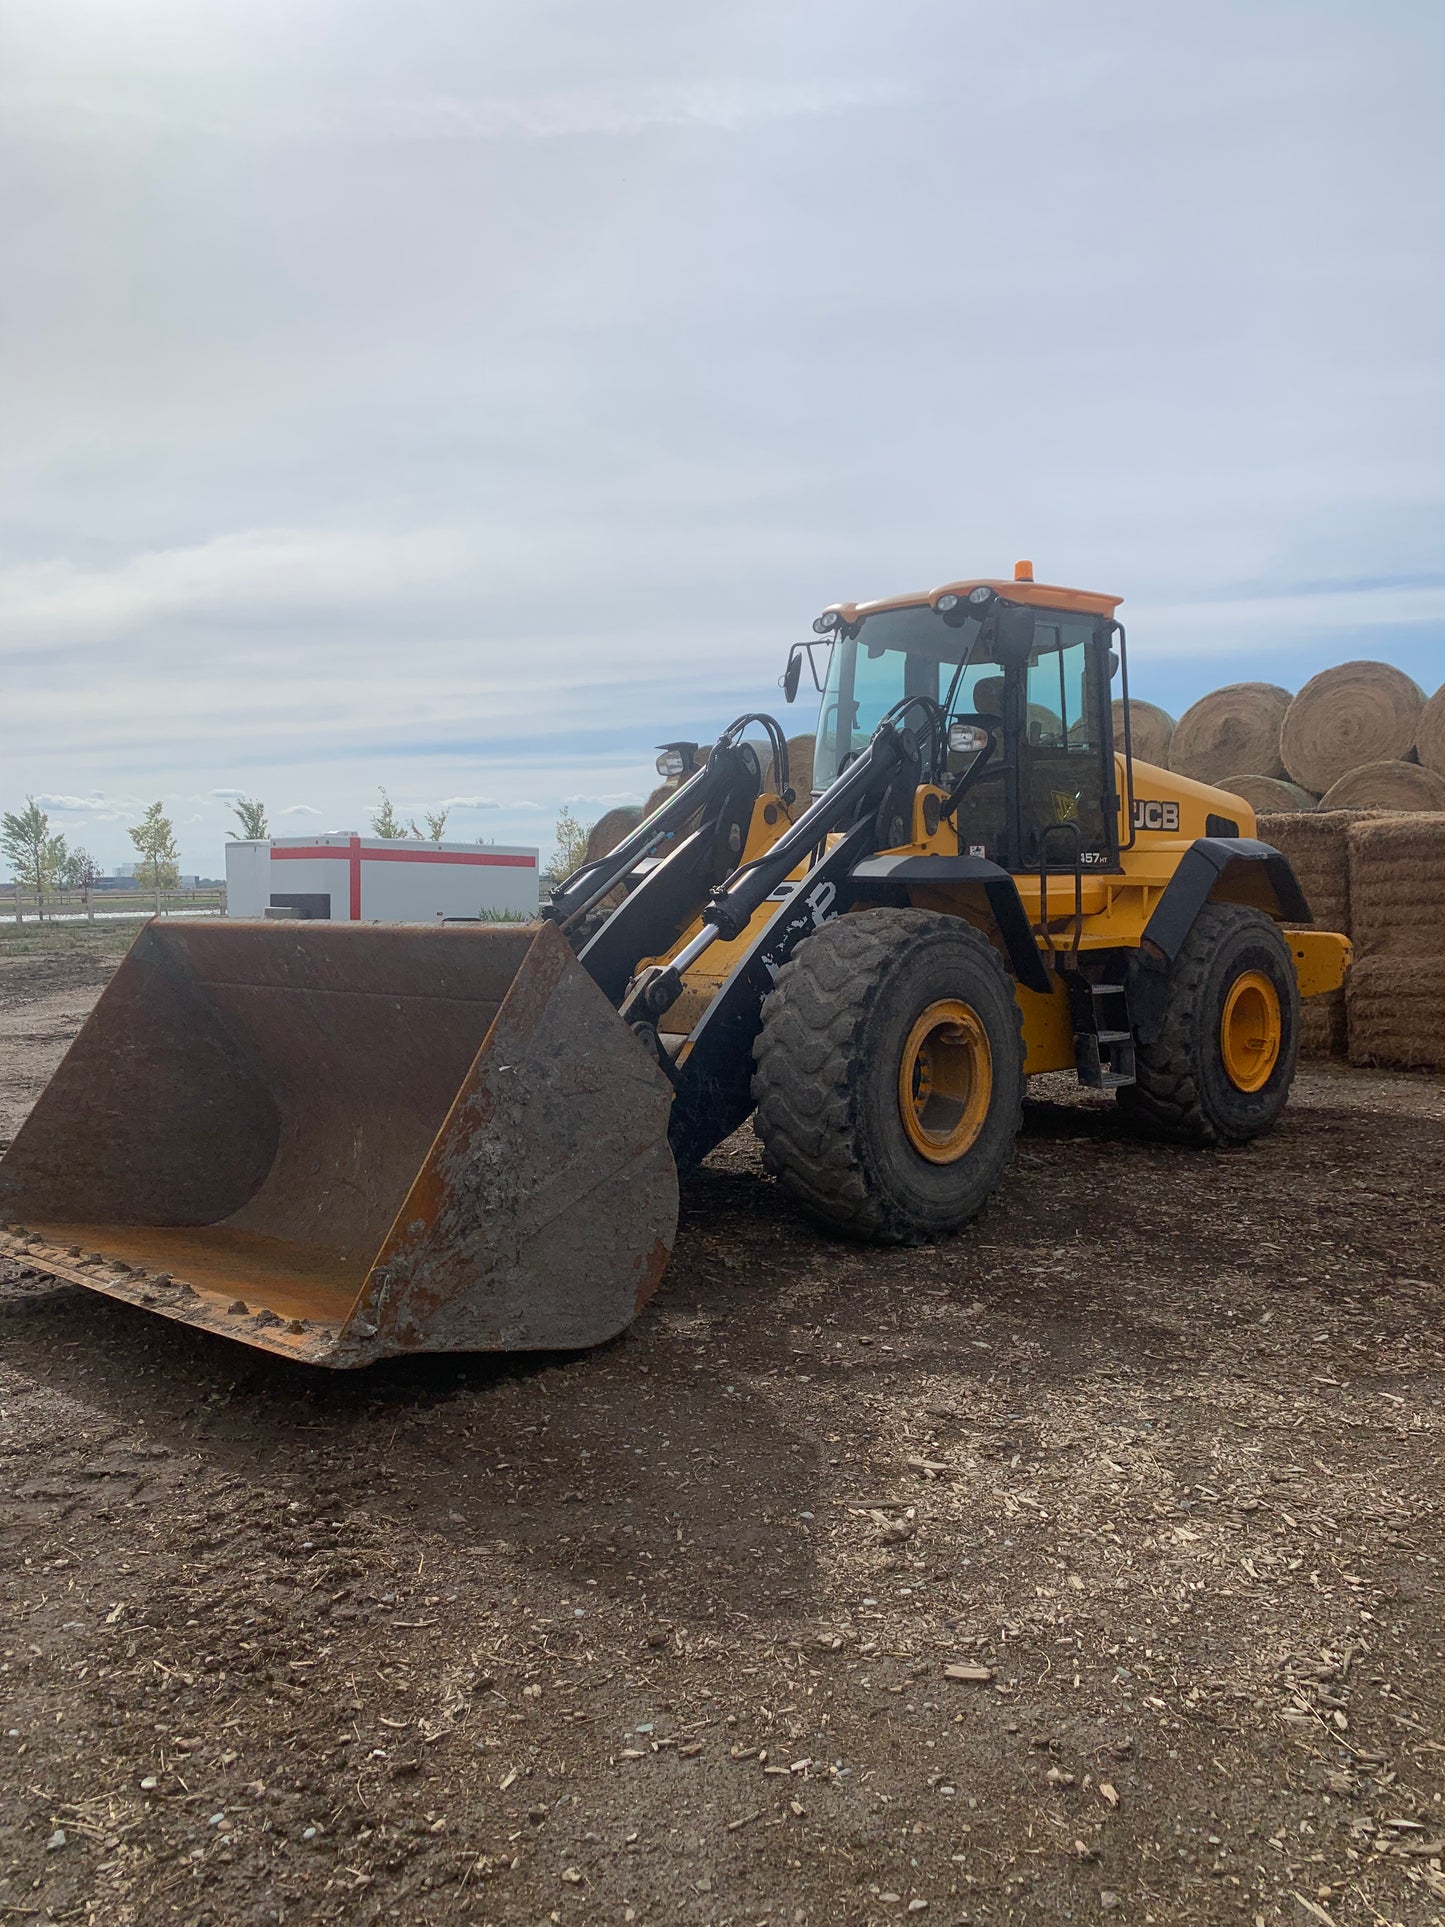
[1,925,1443,1927]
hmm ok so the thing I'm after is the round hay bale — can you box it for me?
[1279,660,1425,792]
[1218,774,1317,814]
[1168,683,1292,785]
[1111,698,1176,767]
[1317,761,1445,813]
[583,805,642,865]
[763,733,816,801]
[1415,680,1445,778]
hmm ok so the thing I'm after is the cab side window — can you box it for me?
[1026,621,1097,748]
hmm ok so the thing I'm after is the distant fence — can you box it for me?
[4,885,226,923]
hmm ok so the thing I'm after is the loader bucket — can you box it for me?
[0,919,678,1367]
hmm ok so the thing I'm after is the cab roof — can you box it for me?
[826,575,1123,624]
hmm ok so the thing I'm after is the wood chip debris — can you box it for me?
[727,1809,764,1832]
[1290,1891,1338,1927]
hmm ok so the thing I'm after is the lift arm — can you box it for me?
[541,741,754,931]
[619,721,914,1027]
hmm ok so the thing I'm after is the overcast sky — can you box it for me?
[2,0,1442,875]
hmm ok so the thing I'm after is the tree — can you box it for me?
[44,830,69,905]
[129,802,180,908]
[371,787,409,839]
[424,807,450,843]
[1,798,66,917]
[58,844,96,891]
[59,844,98,919]
[543,806,591,885]
[228,798,268,839]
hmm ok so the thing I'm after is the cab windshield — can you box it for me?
[811,599,1111,868]
[812,604,984,789]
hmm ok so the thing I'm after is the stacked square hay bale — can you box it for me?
[1256,811,1353,1056]
[1345,814,1445,1070]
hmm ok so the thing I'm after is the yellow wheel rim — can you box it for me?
[1220,969,1282,1093]
[897,999,993,1164]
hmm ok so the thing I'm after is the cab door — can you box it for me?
[1012,616,1119,872]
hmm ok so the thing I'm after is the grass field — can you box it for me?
[0,916,148,959]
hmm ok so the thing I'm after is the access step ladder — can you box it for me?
[1066,977,1137,1090]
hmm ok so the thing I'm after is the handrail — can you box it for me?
[1036,819,1085,968]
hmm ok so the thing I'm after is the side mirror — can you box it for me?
[782,649,803,705]
[992,602,1036,666]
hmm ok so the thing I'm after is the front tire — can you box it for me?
[1119,902,1300,1144]
[751,908,1025,1244]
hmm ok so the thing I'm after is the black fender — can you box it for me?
[842,854,1053,994]
[1141,838,1311,957]
[1129,838,1312,1044]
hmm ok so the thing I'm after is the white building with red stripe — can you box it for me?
[225,835,539,923]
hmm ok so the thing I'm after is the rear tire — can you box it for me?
[1119,903,1299,1144]
[751,908,1025,1244]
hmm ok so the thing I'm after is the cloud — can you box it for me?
[1132,581,1445,659]
[33,791,108,811]
[31,790,143,822]
[0,0,1439,880]
[206,788,248,802]
[370,80,908,145]
[0,77,905,148]
[277,802,323,816]
[0,528,469,647]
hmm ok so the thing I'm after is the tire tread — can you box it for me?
[1121,902,1297,1144]
[752,908,1024,1242]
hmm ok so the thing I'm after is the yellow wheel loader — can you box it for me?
[0,565,1350,1366]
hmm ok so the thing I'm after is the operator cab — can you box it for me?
[800,569,1125,874]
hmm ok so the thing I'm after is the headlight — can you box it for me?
[655,749,688,779]
[936,592,960,613]
[948,723,990,754]
[968,585,993,606]
[812,611,840,635]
